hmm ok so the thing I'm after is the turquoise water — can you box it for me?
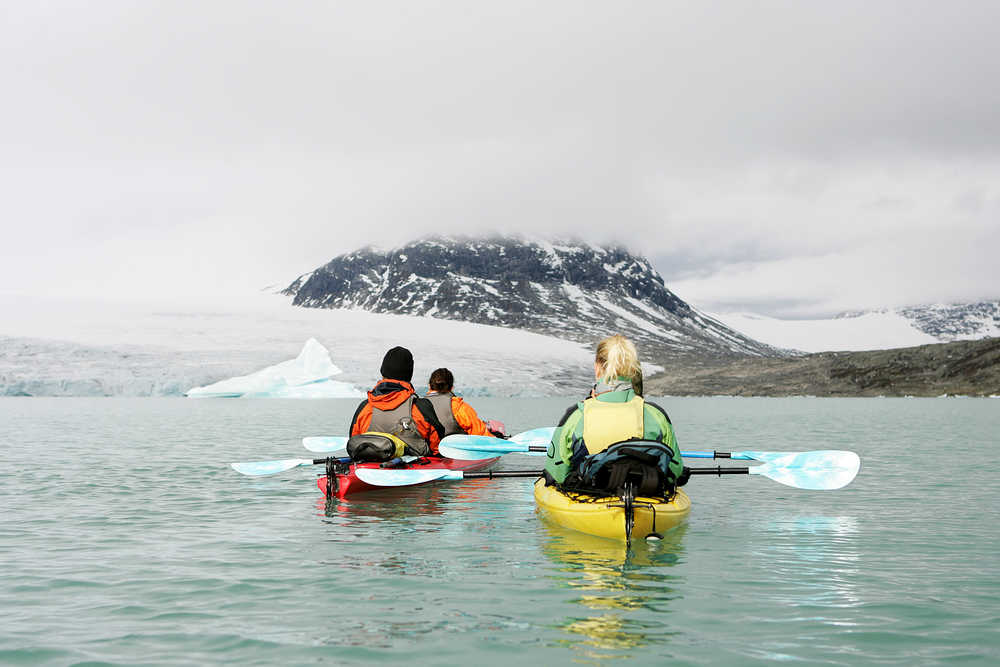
[1,397,998,665]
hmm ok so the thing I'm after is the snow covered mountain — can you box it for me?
[712,301,1000,353]
[891,302,1000,341]
[284,237,778,358]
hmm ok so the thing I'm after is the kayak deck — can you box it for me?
[533,479,691,541]
[318,456,499,499]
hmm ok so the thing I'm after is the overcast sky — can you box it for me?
[2,1,998,318]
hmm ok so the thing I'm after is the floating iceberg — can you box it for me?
[185,338,362,398]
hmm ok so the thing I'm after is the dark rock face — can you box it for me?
[898,302,1000,340]
[645,337,1000,397]
[284,236,779,358]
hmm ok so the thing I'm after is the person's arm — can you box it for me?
[544,404,582,484]
[412,397,445,454]
[451,398,492,436]
[644,401,684,482]
[349,400,370,436]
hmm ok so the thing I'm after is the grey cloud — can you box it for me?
[1,1,998,313]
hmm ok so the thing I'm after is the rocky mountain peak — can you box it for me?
[283,235,779,359]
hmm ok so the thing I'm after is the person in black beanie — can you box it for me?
[348,347,445,456]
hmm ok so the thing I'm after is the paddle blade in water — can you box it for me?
[354,468,463,486]
[750,450,861,490]
[302,436,349,453]
[231,458,313,476]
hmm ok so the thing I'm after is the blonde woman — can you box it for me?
[543,335,684,490]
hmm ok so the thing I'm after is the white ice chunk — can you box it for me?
[185,338,362,398]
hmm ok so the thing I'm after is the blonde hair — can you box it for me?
[595,334,641,385]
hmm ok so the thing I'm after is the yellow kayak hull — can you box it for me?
[533,478,691,541]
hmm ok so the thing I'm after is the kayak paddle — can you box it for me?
[438,438,825,464]
[353,449,861,491]
[300,428,557,454]
[231,457,349,477]
[302,436,349,453]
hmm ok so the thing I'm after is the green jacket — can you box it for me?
[544,387,683,485]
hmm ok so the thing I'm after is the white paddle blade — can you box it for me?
[302,436,349,453]
[231,458,312,476]
[354,468,464,487]
[750,450,861,490]
[509,427,556,447]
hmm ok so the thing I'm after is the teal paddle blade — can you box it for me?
[302,436,349,453]
[438,444,510,460]
[438,427,556,454]
[231,458,313,476]
[509,427,556,446]
[439,434,508,451]
[354,468,463,486]
[749,450,861,490]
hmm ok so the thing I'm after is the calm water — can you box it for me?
[1,397,998,665]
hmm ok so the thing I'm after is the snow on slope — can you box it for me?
[0,293,609,397]
[709,311,940,352]
[712,300,1000,353]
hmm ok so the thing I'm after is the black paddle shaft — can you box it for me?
[688,466,750,476]
[462,470,542,479]
[461,466,750,480]
[525,446,738,459]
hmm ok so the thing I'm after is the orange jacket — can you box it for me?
[349,380,445,454]
[449,396,494,436]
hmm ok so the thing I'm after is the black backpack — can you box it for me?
[572,440,680,496]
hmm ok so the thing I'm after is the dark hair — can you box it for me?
[429,368,454,392]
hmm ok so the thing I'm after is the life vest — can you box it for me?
[370,395,430,456]
[581,395,645,455]
[425,392,462,436]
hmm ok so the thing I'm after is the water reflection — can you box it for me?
[541,521,686,661]
[751,516,861,610]
[310,480,513,576]
[316,483,452,523]
[315,477,508,524]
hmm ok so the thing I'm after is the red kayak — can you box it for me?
[317,456,499,499]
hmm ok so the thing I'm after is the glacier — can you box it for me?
[185,338,362,398]
[0,293,595,397]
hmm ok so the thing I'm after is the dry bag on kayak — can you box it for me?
[572,440,682,496]
[346,432,408,462]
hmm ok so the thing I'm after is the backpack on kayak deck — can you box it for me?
[569,439,682,497]
[346,432,409,462]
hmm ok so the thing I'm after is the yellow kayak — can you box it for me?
[534,478,691,541]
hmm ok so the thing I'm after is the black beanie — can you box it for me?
[380,346,414,382]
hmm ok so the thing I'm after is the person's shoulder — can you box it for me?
[642,399,672,425]
[349,398,372,431]
[413,395,436,412]
[557,402,584,427]
[412,396,445,428]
